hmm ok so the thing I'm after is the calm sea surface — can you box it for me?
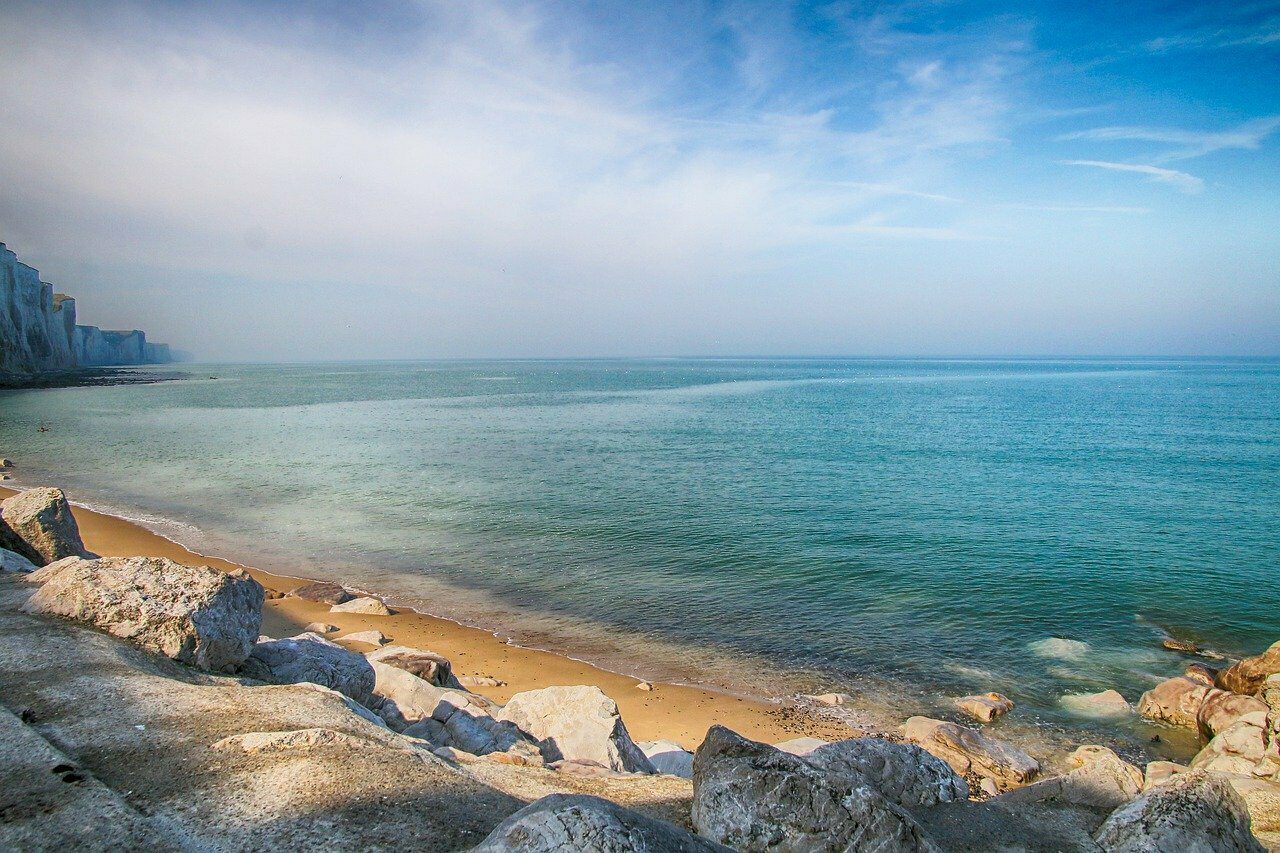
[2,358,1277,746]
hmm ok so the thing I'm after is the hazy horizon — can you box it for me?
[2,0,1278,360]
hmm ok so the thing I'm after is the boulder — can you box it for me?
[1138,675,1212,728]
[1259,674,1280,779]
[23,555,86,583]
[24,556,262,672]
[1225,776,1280,834]
[1218,642,1280,697]
[1185,663,1220,685]
[806,737,969,808]
[0,547,37,574]
[1059,689,1134,718]
[0,487,91,565]
[1094,770,1264,852]
[496,685,654,773]
[806,692,852,706]
[691,725,936,851]
[303,622,338,634]
[341,630,389,646]
[473,793,728,852]
[1000,745,1142,810]
[774,736,829,756]
[901,716,1039,790]
[955,692,1014,723]
[549,758,627,778]
[1191,714,1268,776]
[1143,760,1187,790]
[369,660,524,755]
[366,645,454,687]
[288,581,351,605]
[329,596,393,616]
[639,740,694,778]
[239,633,375,704]
[1199,689,1269,739]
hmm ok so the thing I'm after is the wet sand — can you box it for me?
[1,485,857,750]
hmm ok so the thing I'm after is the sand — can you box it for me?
[1,486,855,750]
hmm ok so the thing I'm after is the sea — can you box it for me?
[2,357,1277,755]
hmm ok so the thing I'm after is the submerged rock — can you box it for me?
[24,556,262,672]
[240,633,375,704]
[288,581,352,605]
[956,692,1015,723]
[806,737,969,808]
[1059,689,1134,718]
[1094,770,1263,852]
[901,716,1039,790]
[496,685,654,773]
[1218,642,1280,697]
[0,487,91,565]
[473,793,728,852]
[691,725,936,851]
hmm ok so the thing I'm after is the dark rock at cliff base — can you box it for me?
[473,793,729,852]
[692,725,937,851]
[0,487,92,566]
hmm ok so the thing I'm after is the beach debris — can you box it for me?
[692,725,933,851]
[901,716,1039,790]
[806,737,969,808]
[1094,771,1263,853]
[636,680,654,691]
[0,458,13,468]
[497,685,655,773]
[473,794,728,853]
[263,588,285,600]
[1057,689,1134,718]
[1217,640,1280,697]
[24,556,263,672]
[955,692,1015,722]
[342,630,389,647]
[367,646,454,687]
[0,547,38,574]
[288,581,352,605]
[0,487,93,565]
[639,740,694,778]
[458,675,506,688]
[329,596,394,616]
[239,633,375,705]
[1198,689,1268,739]
[1001,745,1142,810]
[1138,675,1213,728]
[303,622,338,634]
[805,692,852,706]
[774,736,829,756]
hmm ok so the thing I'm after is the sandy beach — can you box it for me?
[0,484,854,750]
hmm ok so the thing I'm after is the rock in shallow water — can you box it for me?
[1138,675,1213,728]
[473,793,729,852]
[956,692,1015,722]
[1059,689,1134,718]
[23,556,263,672]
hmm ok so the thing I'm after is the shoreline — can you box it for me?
[0,484,858,750]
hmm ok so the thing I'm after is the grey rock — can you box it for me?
[692,725,937,851]
[240,632,375,704]
[368,660,523,755]
[497,685,655,773]
[806,737,970,808]
[639,739,694,778]
[288,581,351,605]
[1095,770,1263,852]
[0,487,91,565]
[0,547,37,574]
[23,556,262,672]
[473,793,729,852]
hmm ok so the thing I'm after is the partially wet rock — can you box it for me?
[496,685,654,773]
[288,581,351,605]
[240,633,375,704]
[1218,642,1280,697]
[956,692,1014,723]
[1094,770,1263,852]
[691,725,936,851]
[901,716,1039,790]
[1059,689,1134,718]
[473,793,728,852]
[1138,675,1212,728]
[806,737,969,808]
[0,487,91,565]
[24,556,262,672]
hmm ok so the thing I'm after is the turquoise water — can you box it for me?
[2,358,1277,744]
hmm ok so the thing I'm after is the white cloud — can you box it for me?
[1059,160,1204,193]
[1060,117,1280,161]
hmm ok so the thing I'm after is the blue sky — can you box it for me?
[0,0,1277,358]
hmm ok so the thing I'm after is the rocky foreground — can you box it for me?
[2,485,1279,851]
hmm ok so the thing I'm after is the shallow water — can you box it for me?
[2,357,1277,747]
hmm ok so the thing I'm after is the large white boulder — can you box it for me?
[23,556,262,672]
[1094,770,1263,852]
[496,685,654,773]
[0,487,92,565]
[901,716,1039,790]
[691,725,937,851]
[240,633,375,704]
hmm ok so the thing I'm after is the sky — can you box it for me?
[0,0,1277,359]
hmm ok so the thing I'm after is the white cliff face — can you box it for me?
[0,243,77,376]
[1,242,174,376]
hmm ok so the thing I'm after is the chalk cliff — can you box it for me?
[1,242,175,377]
